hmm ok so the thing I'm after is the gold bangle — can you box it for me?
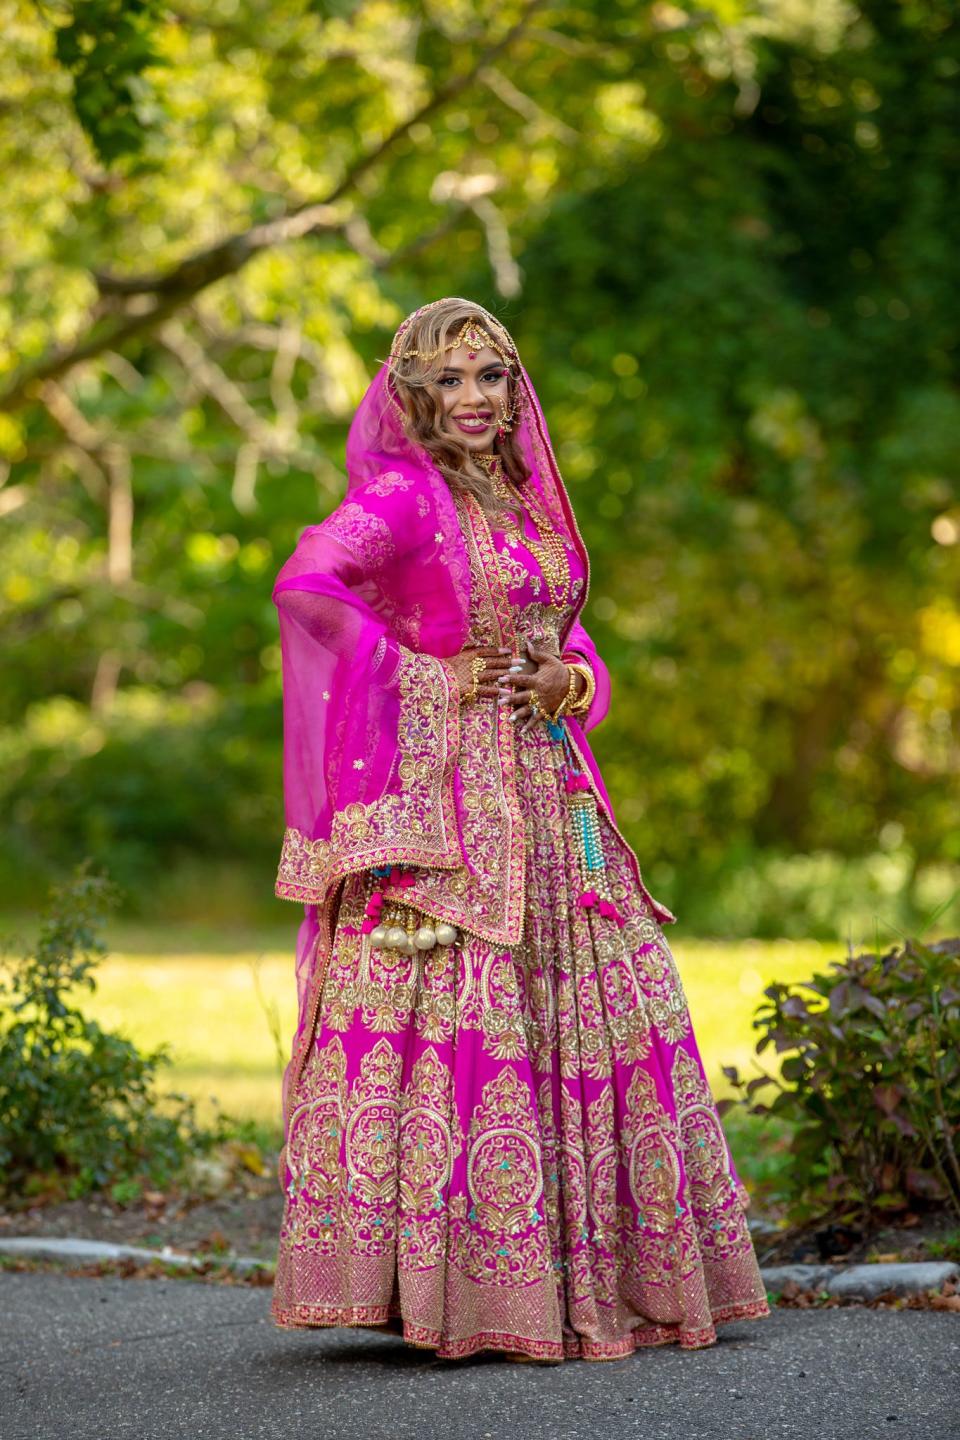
[566,661,595,715]
[546,664,580,723]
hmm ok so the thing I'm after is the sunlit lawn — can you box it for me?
[61,921,839,1152]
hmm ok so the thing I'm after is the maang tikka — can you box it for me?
[390,314,516,368]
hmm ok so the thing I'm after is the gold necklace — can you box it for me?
[483,463,571,607]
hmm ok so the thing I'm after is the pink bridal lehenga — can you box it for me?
[268,300,770,1362]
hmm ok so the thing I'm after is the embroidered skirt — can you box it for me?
[270,720,770,1361]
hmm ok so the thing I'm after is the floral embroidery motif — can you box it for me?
[497,546,542,597]
[343,1038,403,1253]
[396,1047,464,1270]
[450,1066,550,1287]
[671,1046,751,1260]
[366,470,413,496]
[515,601,566,653]
[623,1069,682,1227]
[316,501,395,570]
[280,1033,347,1254]
[609,1068,693,1291]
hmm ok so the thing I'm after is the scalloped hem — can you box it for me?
[270,1295,771,1361]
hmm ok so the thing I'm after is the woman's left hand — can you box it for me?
[497,637,569,733]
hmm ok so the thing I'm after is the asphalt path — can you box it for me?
[1,1272,958,1440]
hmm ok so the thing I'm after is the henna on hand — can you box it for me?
[496,637,571,733]
[449,644,513,702]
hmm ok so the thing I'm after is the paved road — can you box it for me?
[1,1273,957,1440]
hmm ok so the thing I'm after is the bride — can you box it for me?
[268,296,770,1362]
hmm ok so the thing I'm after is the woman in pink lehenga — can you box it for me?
[269,297,770,1362]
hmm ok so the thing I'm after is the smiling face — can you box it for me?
[434,344,511,451]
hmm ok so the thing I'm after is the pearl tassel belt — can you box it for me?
[361,864,459,953]
[358,718,632,948]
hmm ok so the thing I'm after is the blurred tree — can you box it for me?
[0,0,957,932]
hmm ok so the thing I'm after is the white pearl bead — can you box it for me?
[435,923,458,946]
[369,925,387,946]
[414,926,437,950]
[385,926,407,948]
[399,936,417,955]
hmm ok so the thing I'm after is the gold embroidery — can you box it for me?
[391,493,527,948]
[280,1033,348,1254]
[671,1047,751,1260]
[496,545,542,597]
[398,1047,463,1270]
[611,1068,690,1287]
[451,1066,550,1287]
[344,1038,403,1253]
[275,647,461,905]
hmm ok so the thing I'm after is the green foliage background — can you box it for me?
[2,0,958,938]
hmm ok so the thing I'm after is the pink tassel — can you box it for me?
[395,871,416,889]
[578,890,626,926]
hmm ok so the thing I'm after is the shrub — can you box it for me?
[721,936,960,1225]
[0,865,220,1201]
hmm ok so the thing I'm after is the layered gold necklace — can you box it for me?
[475,452,571,606]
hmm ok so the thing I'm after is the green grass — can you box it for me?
[673,934,837,1090]
[45,920,836,1151]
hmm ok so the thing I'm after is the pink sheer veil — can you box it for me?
[272,298,611,922]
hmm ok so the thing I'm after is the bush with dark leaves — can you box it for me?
[722,937,960,1225]
[0,865,219,1201]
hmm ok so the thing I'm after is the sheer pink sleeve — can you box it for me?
[272,491,466,913]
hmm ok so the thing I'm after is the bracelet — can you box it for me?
[565,661,596,716]
[546,664,580,723]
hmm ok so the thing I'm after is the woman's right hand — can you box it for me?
[448,645,514,702]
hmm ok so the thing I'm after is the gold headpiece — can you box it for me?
[389,301,517,369]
